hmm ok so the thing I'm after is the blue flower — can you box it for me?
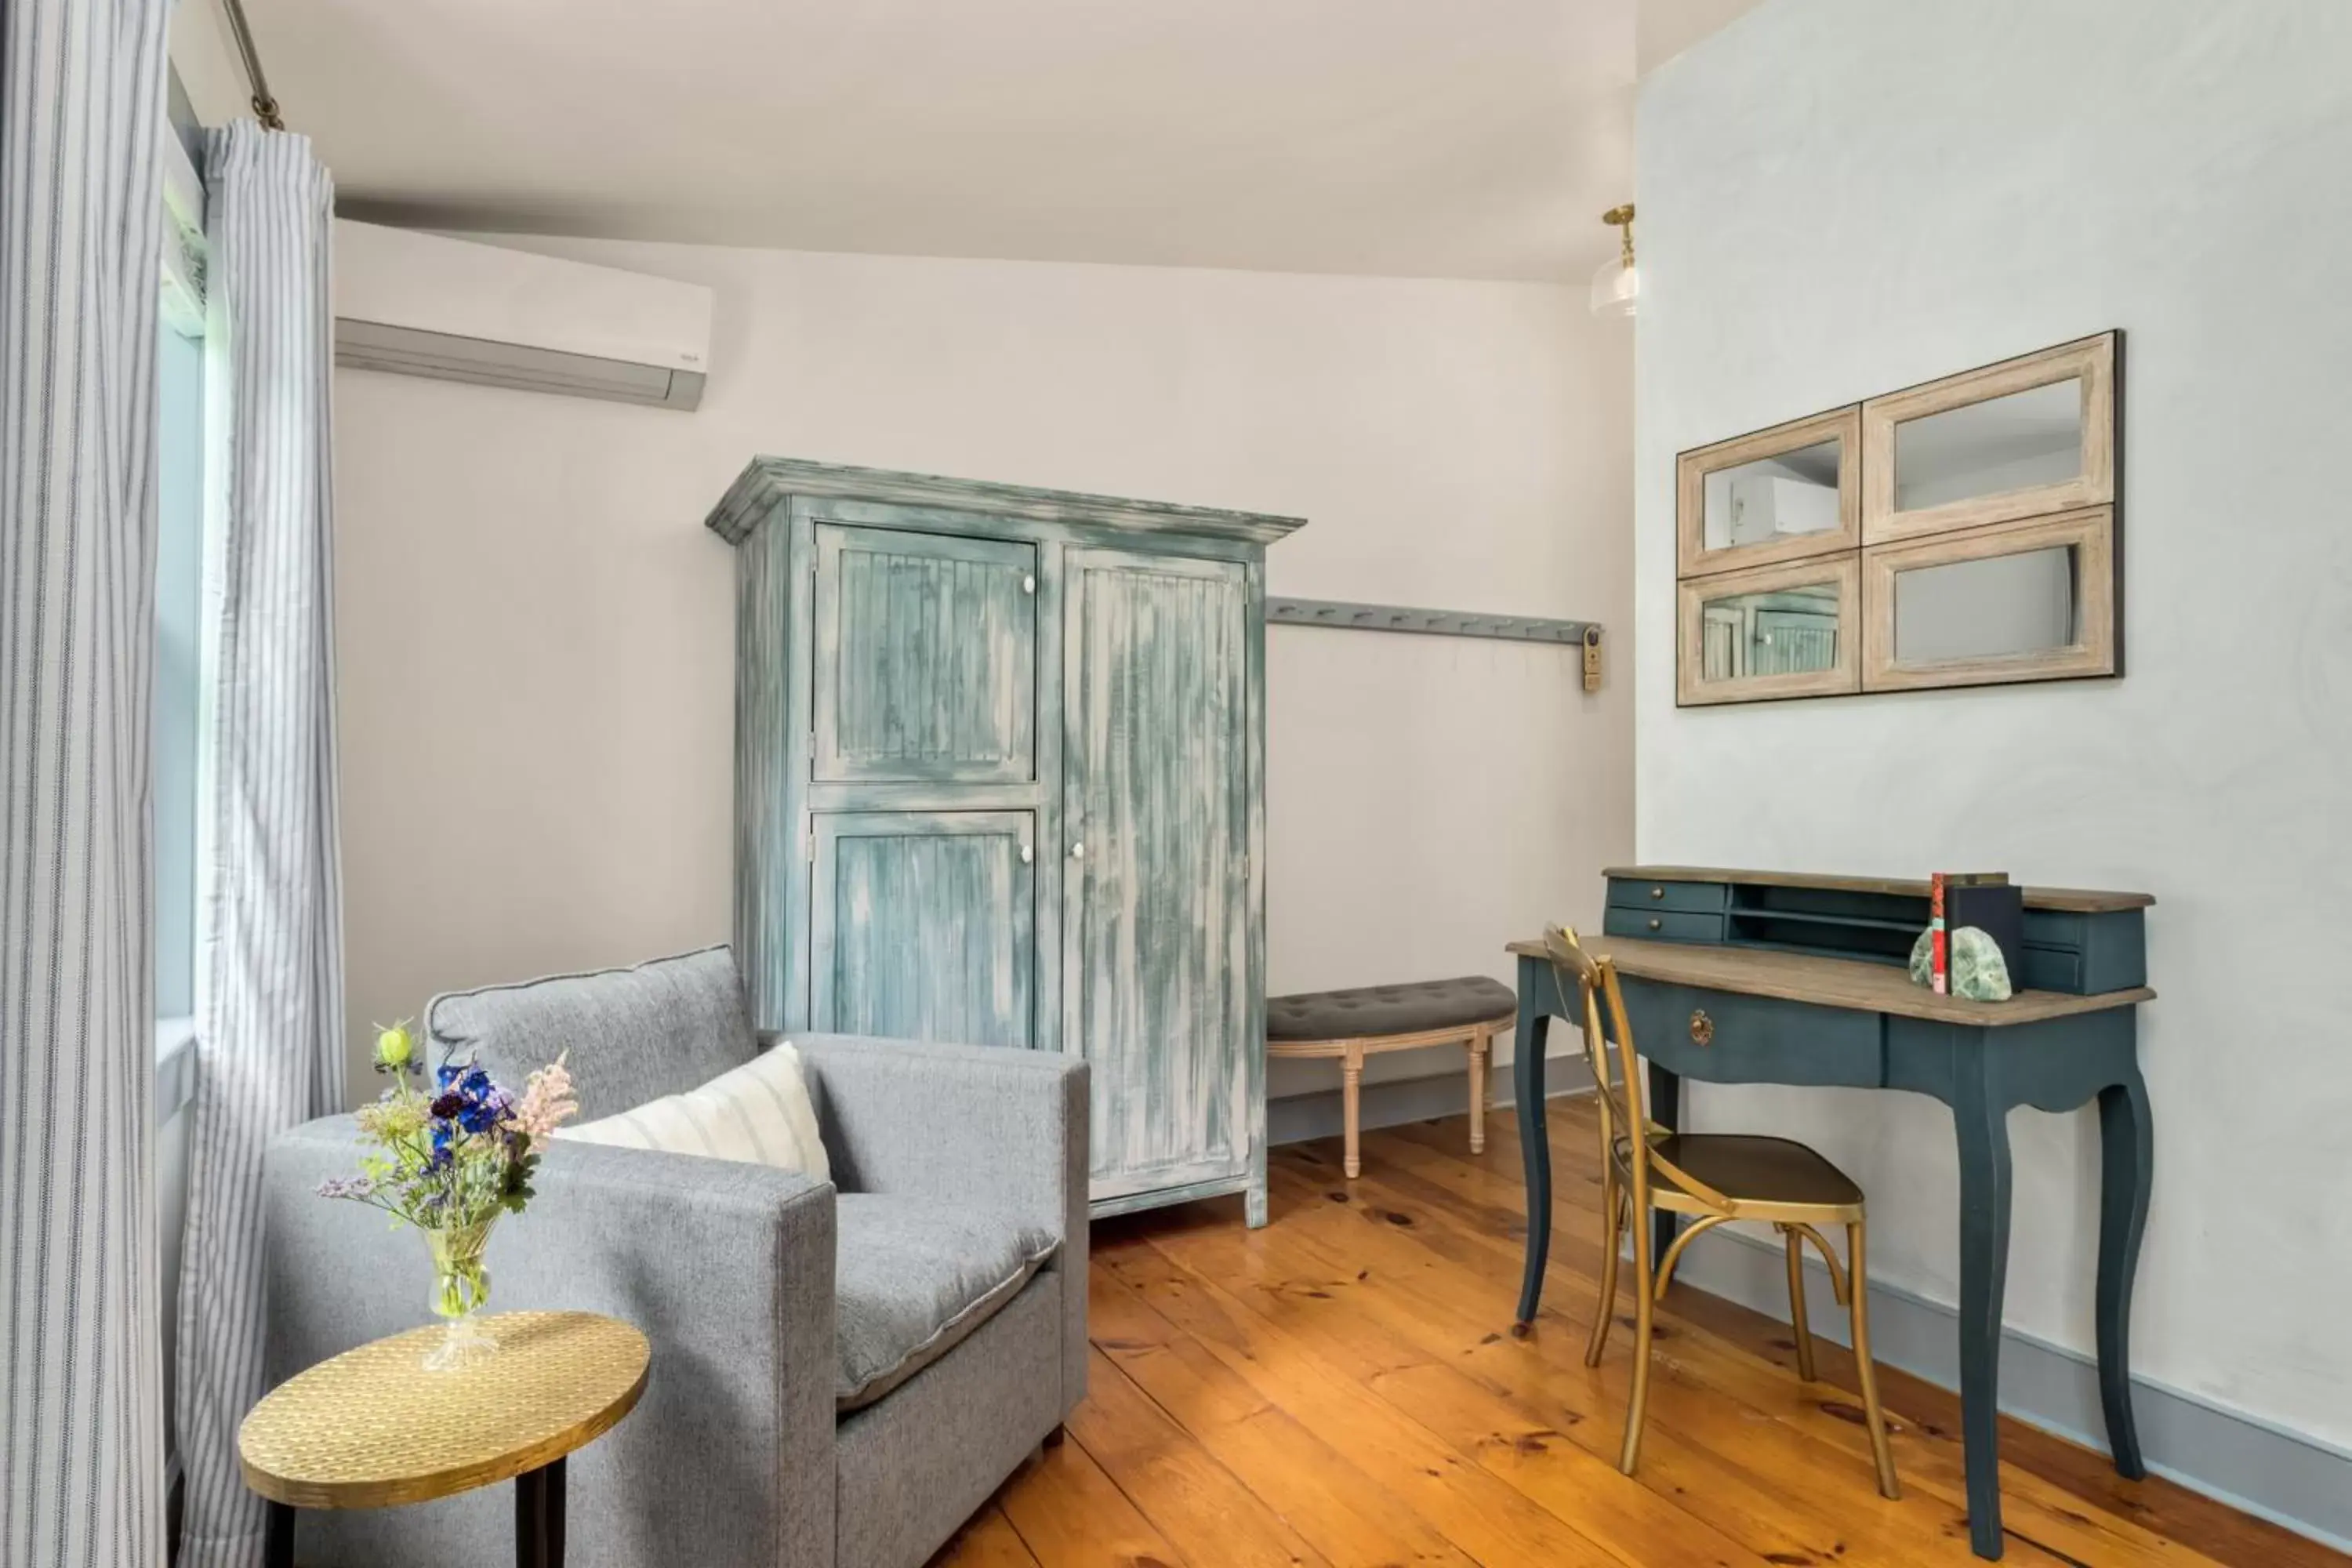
[470,1087,515,1133]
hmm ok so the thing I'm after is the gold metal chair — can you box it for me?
[1544,924,1899,1497]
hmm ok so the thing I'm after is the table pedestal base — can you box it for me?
[262,1457,569,1568]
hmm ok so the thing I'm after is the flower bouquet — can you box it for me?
[317,1022,579,1370]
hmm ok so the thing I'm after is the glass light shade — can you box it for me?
[1590,256,1639,318]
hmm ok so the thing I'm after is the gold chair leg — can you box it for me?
[1782,1225,1817,1383]
[1848,1220,1900,1501]
[1584,1183,1622,1368]
[1620,1193,1656,1475]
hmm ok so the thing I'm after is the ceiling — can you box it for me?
[223,0,1756,282]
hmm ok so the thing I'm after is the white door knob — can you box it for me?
[1022,574,1036,594]
[1020,844,1033,864]
[1069,842,1085,859]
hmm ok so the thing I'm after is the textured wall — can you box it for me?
[334,242,1633,1110]
[1637,0,2352,1443]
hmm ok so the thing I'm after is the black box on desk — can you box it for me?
[1946,882,2025,985]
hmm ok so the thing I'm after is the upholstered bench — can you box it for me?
[1267,976,1518,1178]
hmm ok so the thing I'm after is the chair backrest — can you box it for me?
[426,946,760,1120]
[1542,924,1727,1215]
[1543,924,1642,1140]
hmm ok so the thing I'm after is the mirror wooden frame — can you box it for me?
[1860,332,2117,546]
[1676,554,1862,707]
[1675,405,1862,578]
[1860,506,2118,691]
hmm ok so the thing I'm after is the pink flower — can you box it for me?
[503,1052,579,1143]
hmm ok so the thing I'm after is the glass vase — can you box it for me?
[422,1216,499,1371]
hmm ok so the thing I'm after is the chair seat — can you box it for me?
[833,1196,1059,1413]
[1628,1132,1864,1210]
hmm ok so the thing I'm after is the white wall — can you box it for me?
[1637,0,2352,1445]
[335,242,1632,1105]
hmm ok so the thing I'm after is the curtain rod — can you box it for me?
[218,0,285,130]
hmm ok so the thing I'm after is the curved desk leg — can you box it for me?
[1648,1063,1682,1266]
[1953,1051,2015,1560]
[2097,1072,2154,1479]
[1513,1009,1552,1327]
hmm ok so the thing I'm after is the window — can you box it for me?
[156,107,206,1106]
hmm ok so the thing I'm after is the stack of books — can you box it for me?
[1929,872,2024,995]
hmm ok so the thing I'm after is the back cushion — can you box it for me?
[426,946,758,1120]
[557,1040,829,1183]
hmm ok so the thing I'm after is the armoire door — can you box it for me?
[811,811,1036,1047]
[811,524,1038,783]
[1062,549,1250,1200]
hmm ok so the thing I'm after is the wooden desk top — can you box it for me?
[1603,865,2154,913]
[1507,936,2154,1026]
[239,1311,648,1510]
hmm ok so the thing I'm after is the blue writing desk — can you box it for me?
[1509,866,2154,1560]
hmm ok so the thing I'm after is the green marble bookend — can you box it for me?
[1909,926,2015,1000]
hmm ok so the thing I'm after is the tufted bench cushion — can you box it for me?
[1267,975,1518,1042]
[1265,975,1519,1178]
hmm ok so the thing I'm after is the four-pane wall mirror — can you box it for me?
[1675,332,2120,706]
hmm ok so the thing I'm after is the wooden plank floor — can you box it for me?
[934,1099,2340,1568]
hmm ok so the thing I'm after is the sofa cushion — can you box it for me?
[557,1040,830,1184]
[427,946,758,1120]
[834,1196,1058,1413]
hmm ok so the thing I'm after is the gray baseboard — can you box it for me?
[1268,1056,1594,1149]
[1674,1225,2352,1554]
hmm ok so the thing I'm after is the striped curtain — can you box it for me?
[173,124,344,1568]
[0,0,175,1563]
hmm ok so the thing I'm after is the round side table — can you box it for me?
[239,1310,649,1568]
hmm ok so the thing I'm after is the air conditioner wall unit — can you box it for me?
[332,220,713,411]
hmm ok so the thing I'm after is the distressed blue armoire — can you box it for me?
[708,459,1303,1225]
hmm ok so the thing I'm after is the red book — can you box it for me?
[1929,873,1949,995]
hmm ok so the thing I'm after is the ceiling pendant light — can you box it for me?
[1589,203,1639,318]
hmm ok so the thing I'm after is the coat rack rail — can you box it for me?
[1265,596,1599,647]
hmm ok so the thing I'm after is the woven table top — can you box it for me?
[238,1311,649,1509]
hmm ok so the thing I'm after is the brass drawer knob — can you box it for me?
[1647,917,1662,932]
[1690,1009,1714,1046]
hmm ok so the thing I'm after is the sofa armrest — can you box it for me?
[788,1033,1088,1415]
[262,1116,836,1568]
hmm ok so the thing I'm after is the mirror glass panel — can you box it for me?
[1701,438,1842,552]
[1698,580,1841,681]
[1893,546,2078,663]
[1893,378,2082,513]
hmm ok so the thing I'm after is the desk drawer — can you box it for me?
[1607,878,1730,916]
[1603,907,1725,944]
[2019,946,2082,993]
[1618,979,1886,1087]
[2018,907,2144,994]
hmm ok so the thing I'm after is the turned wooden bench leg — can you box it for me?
[1468,1025,1492,1155]
[1342,1044,1365,1178]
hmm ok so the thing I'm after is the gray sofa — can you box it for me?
[260,947,1087,1568]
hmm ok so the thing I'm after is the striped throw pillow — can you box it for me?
[556,1040,829,1183]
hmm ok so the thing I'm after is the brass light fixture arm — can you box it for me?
[1602,203,1636,268]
